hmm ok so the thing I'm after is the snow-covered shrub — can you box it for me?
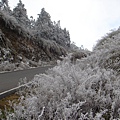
[97,47,120,73]
[94,29,120,51]
[70,51,87,64]
[3,53,120,119]
[93,29,120,74]
[0,61,15,72]
[3,25,120,119]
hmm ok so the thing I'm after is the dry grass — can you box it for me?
[0,94,20,110]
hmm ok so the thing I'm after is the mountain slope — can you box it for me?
[0,10,67,71]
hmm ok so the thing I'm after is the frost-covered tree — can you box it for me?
[0,2,2,8]
[0,0,12,16]
[34,8,53,39]
[1,0,8,7]
[51,21,70,47]
[37,8,51,26]
[12,0,30,28]
[0,0,11,14]
[34,8,71,47]
[29,16,36,29]
[54,21,70,47]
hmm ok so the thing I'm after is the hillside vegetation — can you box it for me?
[0,0,120,120]
[0,0,70,72]
[1,23,120,119]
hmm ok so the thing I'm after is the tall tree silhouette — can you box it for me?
[12,0,30,28]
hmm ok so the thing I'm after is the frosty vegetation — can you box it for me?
[1,27,120,119]
[0,0,71,72]
[0,0,120,120]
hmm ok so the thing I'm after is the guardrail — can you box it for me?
[0,65,54,100]
[0,87,18,99]
[0,82,32,99]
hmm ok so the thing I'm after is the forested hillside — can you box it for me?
[0,0,70,71]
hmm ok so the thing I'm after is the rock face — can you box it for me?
[0,10,67,66]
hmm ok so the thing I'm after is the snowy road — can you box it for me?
[0,66,54,93]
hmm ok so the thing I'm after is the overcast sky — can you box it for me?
[9,0,120,51]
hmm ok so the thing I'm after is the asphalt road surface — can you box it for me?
[0,66,54,93]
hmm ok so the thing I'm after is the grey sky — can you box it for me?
[9,0,120,50]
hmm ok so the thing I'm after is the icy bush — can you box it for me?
[93,29,120,74]
[3,52,120,119]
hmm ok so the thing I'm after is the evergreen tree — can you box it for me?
[29,16,36,29]
[35,8,53,39]
[35,8,71,47]
[52,21,71,47]
[12,0,30,28]
[2,5,12,15]
[1,0,8,7]
[0,2,3,8]
[0,0,12,15]
[38,8,51,25]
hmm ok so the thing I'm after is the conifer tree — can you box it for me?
[0,2,2,8]
[0,0,12,15]
[35,8,71,47]
[51,21,71,47]
[1,0,8,7]
[35,8,53,39]
[29,16,36,29]
[12,0,30,28]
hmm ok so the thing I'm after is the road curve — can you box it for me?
[0,66,54,93]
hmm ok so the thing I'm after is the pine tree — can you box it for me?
[52,21,71,47]
[29,16,36,29]
[0,0,12,15]
[35,8,53,39]
[12,0,30,28]
[0,2,3,8]
[34,8,71,47]
[1,0,8,7]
